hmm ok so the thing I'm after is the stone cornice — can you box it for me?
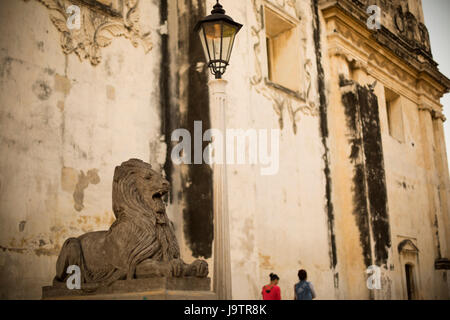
[321,2,449,121]
[320,0,450,101]
[418,105,446,122]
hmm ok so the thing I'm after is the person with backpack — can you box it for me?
[294,269,316,300]
[261,273,281,300]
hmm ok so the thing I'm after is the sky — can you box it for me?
[422,0,450,166]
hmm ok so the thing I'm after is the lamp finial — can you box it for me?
[212,0,225,15]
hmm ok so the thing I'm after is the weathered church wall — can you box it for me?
[222,0,336,300]
[168,0,214,265]
[0,0,164,298]
[321,0,450,299]
[0,0,449,300]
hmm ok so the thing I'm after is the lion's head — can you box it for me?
[112,159,170,225]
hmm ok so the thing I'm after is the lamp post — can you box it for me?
[195,1,242,300]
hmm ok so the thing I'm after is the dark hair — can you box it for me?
[269,273,279,281]
[298,269,307,281]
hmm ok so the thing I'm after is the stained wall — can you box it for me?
[0,0,449,300]
[0,0,163,299]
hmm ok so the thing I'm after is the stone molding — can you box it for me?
[398,239,419,254]
[323,4,449,120]
[435,258,450,270]
[33,0,152,65]
[418,105,446,122]
[320,0,433,58]
[249,0,317,135]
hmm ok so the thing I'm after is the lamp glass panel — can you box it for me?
[204,21,223,61]
[222,22,238,62]
[198,28,211,63]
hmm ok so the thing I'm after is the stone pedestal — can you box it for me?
[42,277,217,300]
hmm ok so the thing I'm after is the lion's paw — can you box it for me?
[189,259,209,278]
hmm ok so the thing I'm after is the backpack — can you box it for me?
[295,281,312,300]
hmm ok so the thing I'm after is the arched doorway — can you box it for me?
[398,238,421,300]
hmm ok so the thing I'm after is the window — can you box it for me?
[385,88,405,142]
[264,6,301,93]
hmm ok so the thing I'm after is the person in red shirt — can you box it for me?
[261,273,281,300]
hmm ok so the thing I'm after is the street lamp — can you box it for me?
[195,0,243,79]
[195,1,243,300]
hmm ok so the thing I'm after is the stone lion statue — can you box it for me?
[54,159,208,287]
